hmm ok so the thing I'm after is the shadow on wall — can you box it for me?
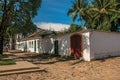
[59,33,90,57]
[39,32,90,57]
[39,38,54,54]
[82,33,91,61]
[82,34,90,53]
[39,36,70,56]
[59,35,70,56]
[24,42,27,52]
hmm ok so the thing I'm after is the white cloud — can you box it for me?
[35,22,70,31]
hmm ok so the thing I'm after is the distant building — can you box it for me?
[16,29,56,53]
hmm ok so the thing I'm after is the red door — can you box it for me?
[70,34,82,58]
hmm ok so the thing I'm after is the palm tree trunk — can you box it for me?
[0,35,4,55]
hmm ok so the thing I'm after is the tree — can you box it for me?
[67,0,92,28]
[68,24,82,32]
[67,0,89,22]
[0,0,42,54]
[6,21,37,50]
[68,0,120,31]
[88,0,120,31]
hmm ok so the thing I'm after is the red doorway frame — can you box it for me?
[70,34,82,58]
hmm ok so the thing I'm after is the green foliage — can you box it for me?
[57,24,83,34]
[19,21,37,37]
[0,59,16,66]
[0,0,42,33]
[0,55,15,66]
[0,0,42,53]
[68,24,83,32]
[68,0,120,32]
[0,54,8,59]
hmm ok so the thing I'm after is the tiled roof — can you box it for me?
[21,29,56,41]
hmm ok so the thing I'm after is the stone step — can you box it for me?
[0,61,42,76]
[0,66,39,73]
[0,68,45,76]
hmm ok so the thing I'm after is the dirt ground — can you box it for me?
[0,51,120,80]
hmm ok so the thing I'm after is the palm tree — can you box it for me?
[67,0,90,23]
[88,0,120,31]
[67,0,102,30]
[68,0,120,31]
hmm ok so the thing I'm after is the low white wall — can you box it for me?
[82,32,91,61]
[90,31,120,59]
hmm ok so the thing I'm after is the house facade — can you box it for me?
[16,38,39,53]
[16,30,120,61]
[16,29,55,53]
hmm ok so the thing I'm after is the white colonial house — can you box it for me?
[16,30,120,61]
[16,29,56,53]
[16,37,40,53]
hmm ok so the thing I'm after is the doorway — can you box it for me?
[70,34,82,58]
[54,40,58,54]
[34,40,36,52]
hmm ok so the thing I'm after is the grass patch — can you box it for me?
[0,59,16,66]
[0,55,16,66]
[0,54,8,59]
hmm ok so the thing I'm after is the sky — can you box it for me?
[32,0,83,31]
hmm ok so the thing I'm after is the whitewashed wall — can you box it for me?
[16,42,19,50]
[26,40,34,52]
[35,39,39,53]
[39,32,91,61]
[39,38,54,54]
[82,32,91,61]
[27,39,39,53]
[16,31,91,61]
[58,32,91,58]
[16,41,24,51]
[58,34,71,56]
[16,39,39,53]
[39,35,70,55]
[90,31,120,59]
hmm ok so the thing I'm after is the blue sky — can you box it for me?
[32,0,89,31]
[32,0,81,25]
